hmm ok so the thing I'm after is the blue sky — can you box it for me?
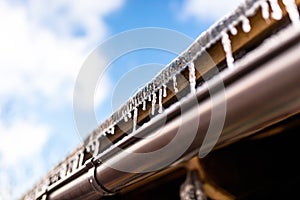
[0,0,242,198]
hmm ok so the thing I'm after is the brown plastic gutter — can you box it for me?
[48,26,300,199]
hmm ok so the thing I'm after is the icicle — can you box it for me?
[283,0,300,28]
[229,25,237,35]
[123,111,128,122]
[134,97,138,107]
[111,126,115,135]
[142,100,146,111]
[269,0,283,20]
[188,62,196,94]
[128,111,132,119]
[163,84,167,97]
[241,16,251,33]
[173,75,179,93]
[151,92,156,115]
[148,94,151,101]
[158,88,163,113]
[221,32,235,69]
[260,0,270,20]
[132,107,138,131]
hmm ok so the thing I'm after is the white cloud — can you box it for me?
[0,0,125,198]
[181,0,244,22]
[0,119,49,165]
[0,118,50,199]
[0,0,124,109]
[26,0,124,44]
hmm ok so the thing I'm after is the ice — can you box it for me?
[133,107,138,131]
[269,0,283,20]
[123,110,128,122]
[129,100,133,111]
[158,88,163,113]
[221,32,235,69]
[72,157,78,171]
[60,164,67,179]
[283,0,300,28]
[151,92,157,115]
[241,16,251,33]
[229,25,238,35]
[86,0,264,140]
[188,62,196,94]
[134,97,138,108]
[142,100,147,111]
[173,75,179,93]
[128,111,132,119]
[163,84,167,97]
[260,0,270,20]
[111,126,115,135]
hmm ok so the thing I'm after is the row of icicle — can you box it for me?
[95,0,300,143]
[222,0,300,71]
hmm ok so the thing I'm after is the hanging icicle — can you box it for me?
[123,110,128,122]
[151,92,157,115]
[128,111,132,119]
[111,126,115,135]
[241,16,251,33]
[260,0,270,20]
[229,25,238,35]
[134,97,138,108]
[132,107,138,131]
[283,0,300,28]
[269,0,283,20]
[158,88,163,113]
[188,62,196,94]
[221,32,235,69]
[163,84,167,97]
[142,100,146,111]
[173,76,179,93]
